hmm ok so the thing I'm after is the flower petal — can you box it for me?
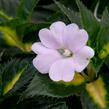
[77,46,95,59]
[32,42,61,55]
[49,58,75,82]
[50,21,66,47]
[39,28,61,49]
[50,21,66,36]
[63,24,88,52]
[65,23,79,31]
[73,46,94,72]
[73,56,89,72]
[33,54,62,74]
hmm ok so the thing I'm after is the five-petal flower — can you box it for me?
[32,21,94,82]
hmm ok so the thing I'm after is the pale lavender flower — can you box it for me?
[32,21,94,82]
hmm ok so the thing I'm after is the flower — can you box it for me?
[32,21,94,82]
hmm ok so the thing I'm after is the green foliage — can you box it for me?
[0,59,35,96]
[0,0,109,109]
[97,8,109,59]
[76,0,100,48]
[100,8,109,28]
[17,0,39,22]
[24,97,68,109]
[23,73,84,98]
[80,72,109,109]
[0,0,19,16]
[54,0,81,26]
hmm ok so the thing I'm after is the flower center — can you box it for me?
[58,49,72,57]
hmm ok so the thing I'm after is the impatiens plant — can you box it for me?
[32,21,94,82]
[1,0,109,109]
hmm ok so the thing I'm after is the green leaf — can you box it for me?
[0,0,19,16]
[76,0,100,47]
[50,103,68,109]
[32,4,57,23]
[97,27,109,59]
[92,57,104,75]
[81,76,108,109]
[80,68,109,109]
[3,65,27,95]
[97,9,109,59]
[0,26,21,46]
[44,102,67,109]
[23,73,84,98]
[104,56,109,69]
[0,10,13,22]
[11,63,35,93]
[17,0,39,22]
[23,22,50,35]
[18,96,68,109]
[0,59,35,95]
[0,49,4,62]
[54,0,81,26]
[31,97,68,109]
[0,26,32,52]
[101,8,109,28]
